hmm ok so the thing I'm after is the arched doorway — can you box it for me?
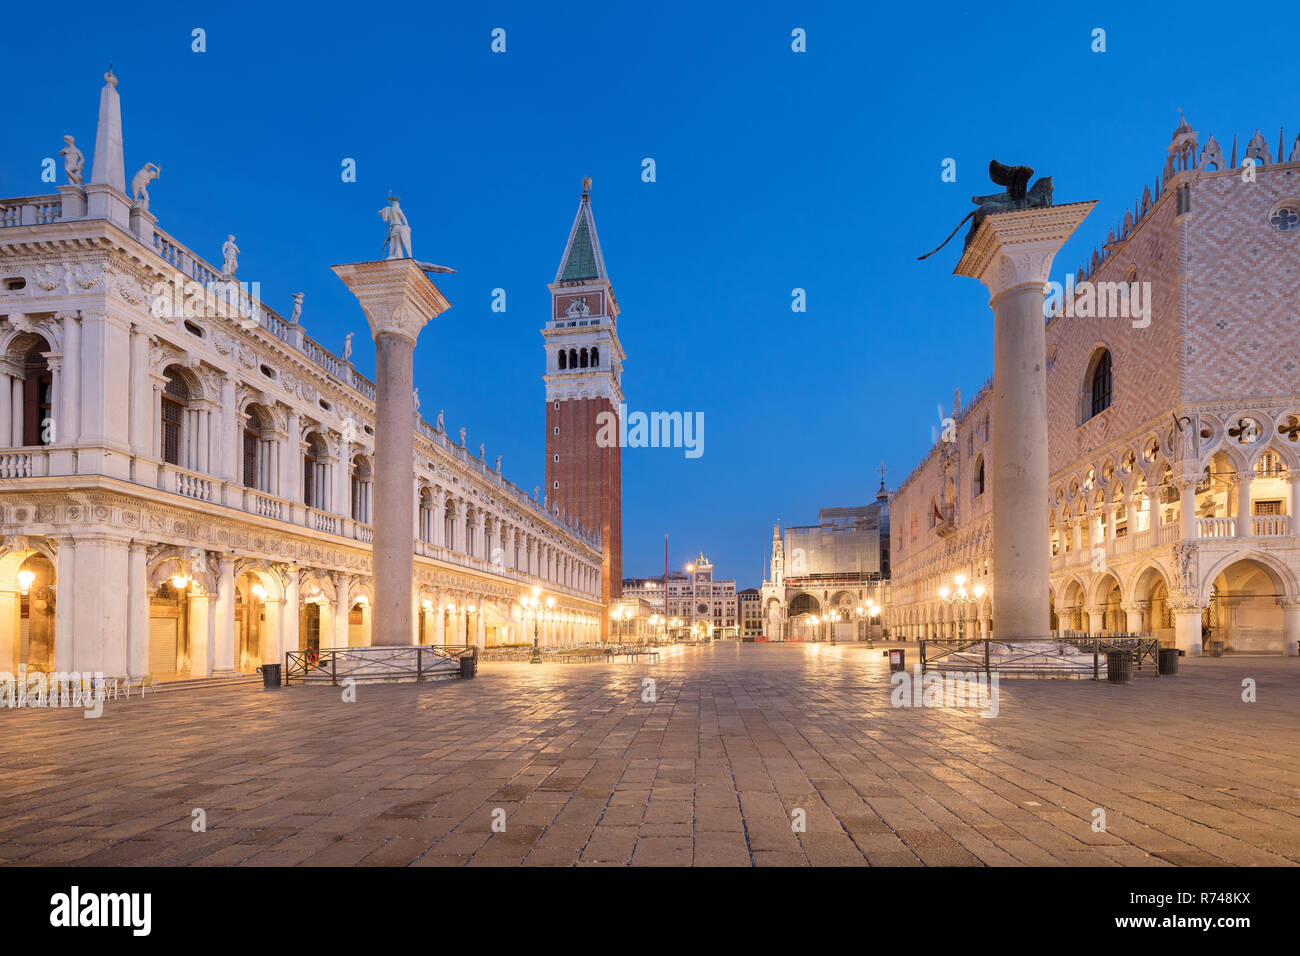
[787,593,821,642]
[1059,580,1085,633]
[1094,573,1123,633]
[16,553,56,671]
[234,573,267,673]
[148,581,190,676]
[1207,558,1289,653]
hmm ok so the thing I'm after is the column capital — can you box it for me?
[954,201,1097,299]
[330,259,451,345]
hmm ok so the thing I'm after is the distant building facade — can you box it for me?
[738,587,762,638]
[623,552,737,633]
[759,489,891,641]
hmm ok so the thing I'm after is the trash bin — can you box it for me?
[259,663,281,688]
[1158,647,1179,675]
[459,653,477,680]
[888,648,906,672]
[1210,640,1225,658]
[1106,651,1133,684]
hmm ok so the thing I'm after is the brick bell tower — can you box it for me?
[543,178,624,627]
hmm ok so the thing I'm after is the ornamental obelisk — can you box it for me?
[332,196,453,646]
[924,161,1094,640]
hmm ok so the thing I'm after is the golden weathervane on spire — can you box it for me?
[582,176,592,195]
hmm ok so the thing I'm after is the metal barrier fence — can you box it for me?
[919,634,1161,680]
[285,645,476,685]
[477,641,666,663]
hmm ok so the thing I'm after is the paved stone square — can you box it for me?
[1,643,1298,866]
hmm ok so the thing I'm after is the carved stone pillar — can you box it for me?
[954,200,1095,639]
[1170,598,1207,656]
[433,488,447,548]
[1281,598,1300,657]
[332,259,450,647]
[1177,475,1198,540]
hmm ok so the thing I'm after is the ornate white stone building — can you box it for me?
[888,117,1300,656]
[759,494,890,641]
[0,70,603,680]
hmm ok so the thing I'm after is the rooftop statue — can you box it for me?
[918,160,1054,260]
[379,192,456,275]
[379,193,413,259]
[221,234,239,277]
[60,136,84,186]
[131,162,161,213]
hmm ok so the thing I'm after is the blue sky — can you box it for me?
[3,1,1296,587]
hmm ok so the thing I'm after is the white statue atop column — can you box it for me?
[479,442,485,460]
[60,136,85,186]
[413,387,421,414]
[289,292,304,325]
[342,332,354,362]
[221,235,240,277]
[458,427,466,447]
[380,194,413,259]
[131,163,161,211]
[495,455,502,473]
[436,409,444,431]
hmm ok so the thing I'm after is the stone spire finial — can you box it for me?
[90,65,125,192]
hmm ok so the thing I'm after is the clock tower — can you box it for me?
[543,179,624,626]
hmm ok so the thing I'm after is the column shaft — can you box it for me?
[989,282,1051,639]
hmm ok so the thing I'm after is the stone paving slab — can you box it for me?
[1,643,1298,866]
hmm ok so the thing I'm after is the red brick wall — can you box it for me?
[545,398,623,615]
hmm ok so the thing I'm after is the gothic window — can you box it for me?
[161,370,189,466]
[1087,349,1112,419]
[303,432,328,508]
[351,455,372,522]
[1270,204,1300,232]
[243,429,257,489]
[973,456,985,497]
[20,340,53,447]
[418,487,434,541]
[558,350,567,370]
[242,405,276,491]
[1255,452,1285,478]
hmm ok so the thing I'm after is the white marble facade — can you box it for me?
[0,73,603,680]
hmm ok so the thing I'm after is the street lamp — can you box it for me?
[809,614,819,642]
[938,574,985,643]
[523,587,553,664]
[828,609,841,645]
[855,600,882,645]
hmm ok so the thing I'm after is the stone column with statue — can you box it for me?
[922,161,1095,643]
[332,200,454,646]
